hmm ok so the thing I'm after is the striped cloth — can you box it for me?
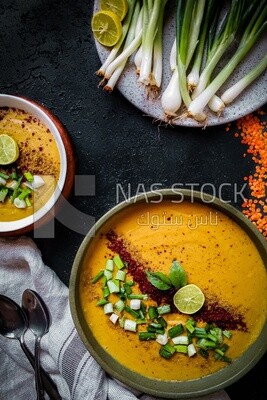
[0,236,230,400]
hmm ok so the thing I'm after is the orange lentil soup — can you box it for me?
[79,200,267,381]
[0,107,61,221]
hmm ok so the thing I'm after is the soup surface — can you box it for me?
[79,200,267,381]
[0,107,60,221]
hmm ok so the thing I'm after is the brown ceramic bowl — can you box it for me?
[0,94,76,235]
[69,189,267,398]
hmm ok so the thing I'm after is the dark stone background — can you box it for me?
[1,1,266,399]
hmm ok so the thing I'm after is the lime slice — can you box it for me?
[0,134,19,165]
[100,0,128,21]
[173,284,205,314]
[91,10,122,47]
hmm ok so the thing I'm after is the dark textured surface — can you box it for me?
[1,1,266,399]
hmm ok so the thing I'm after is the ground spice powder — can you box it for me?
[227,110,267,238]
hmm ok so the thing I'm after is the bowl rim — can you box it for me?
[0,94,68,233]
[69,188,267,398]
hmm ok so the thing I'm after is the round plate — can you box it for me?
[70,189,267,398]
[93,0,267,127]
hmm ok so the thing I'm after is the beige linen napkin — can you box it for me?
[0,236,231,400]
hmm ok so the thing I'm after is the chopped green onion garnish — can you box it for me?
[185,319,196,333]
[24,171,34,182]
[139,332,157,341]
[104,270,113,281]
[113,254,125,269]
[103,302,114,314]
[18,188,32,200]
[124,305,140,319]
[174,344,188,354]
[102,286,110,298]
[148,306,158,319]
[105,259,114,271]
[129,299,141,310]
[172,335,189,345]
[159,343,176,359]
[96,299,109,306]
[25,196,31,207]
[107,279,120,294]
[223,330,232,339]
[92,270,104,284]
[157,316,167,328]
[123,283,132,295]
[115,270,126,281]
[0,188,8,203]
[0,172,9,179]
[157,305,171,315]
[124,319,137,332]
[115,299,125,312]
[168,323,184,338]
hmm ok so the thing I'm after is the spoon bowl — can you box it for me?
[0,294,28,340]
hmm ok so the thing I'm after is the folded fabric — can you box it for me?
[0,236,231,400]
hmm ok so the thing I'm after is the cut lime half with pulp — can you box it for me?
[91,10,122,47]
[173,284,205,314]
[0,134,19,165]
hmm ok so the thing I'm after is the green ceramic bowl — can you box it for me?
[69,189,267,398]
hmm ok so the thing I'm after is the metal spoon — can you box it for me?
[22,289,51,400]
[0,294,61,399]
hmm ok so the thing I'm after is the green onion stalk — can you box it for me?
[192,0,245,100]
[187,0,218,92]
[138,0,168,88]
[150,0,168,93]
[104,1,142,91]
[188,0,267,121]
[176,0,198,108]
[96,0,137,77]
[221,53,267,105]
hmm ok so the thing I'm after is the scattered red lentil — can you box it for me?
[228,110,267,238]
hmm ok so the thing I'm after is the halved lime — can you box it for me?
[173,284,205,314]
[100,0,128,21]
[91,10,122,47]
[0,134,19,165]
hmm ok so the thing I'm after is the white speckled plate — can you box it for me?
[93,1,267,127]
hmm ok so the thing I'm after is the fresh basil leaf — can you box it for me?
[169,260,187,289]
[146,271,172,291]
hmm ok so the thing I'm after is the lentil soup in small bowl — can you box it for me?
[0,94,75,235]
[70,189,267,398]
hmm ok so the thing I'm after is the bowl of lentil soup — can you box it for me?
[0,94,75,235]
[70,189,267,398]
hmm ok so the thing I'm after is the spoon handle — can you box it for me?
[20,338,62,399]
[34,337,46,400]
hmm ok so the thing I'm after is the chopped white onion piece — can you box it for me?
[24,175,45,190]
[109,313,119,325]
[0,177,7,185]
[14,198,26,209]
[172,335,189,345]
[103,303,114,315]
[124,319,137,332]
[188,343,197,357]
[129,299,141,310]
[156,333,168,345]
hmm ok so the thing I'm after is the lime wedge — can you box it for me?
[91,10,122,47]
[173,284,205,314]
[100,0,128,21]
[0,134,19,165]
